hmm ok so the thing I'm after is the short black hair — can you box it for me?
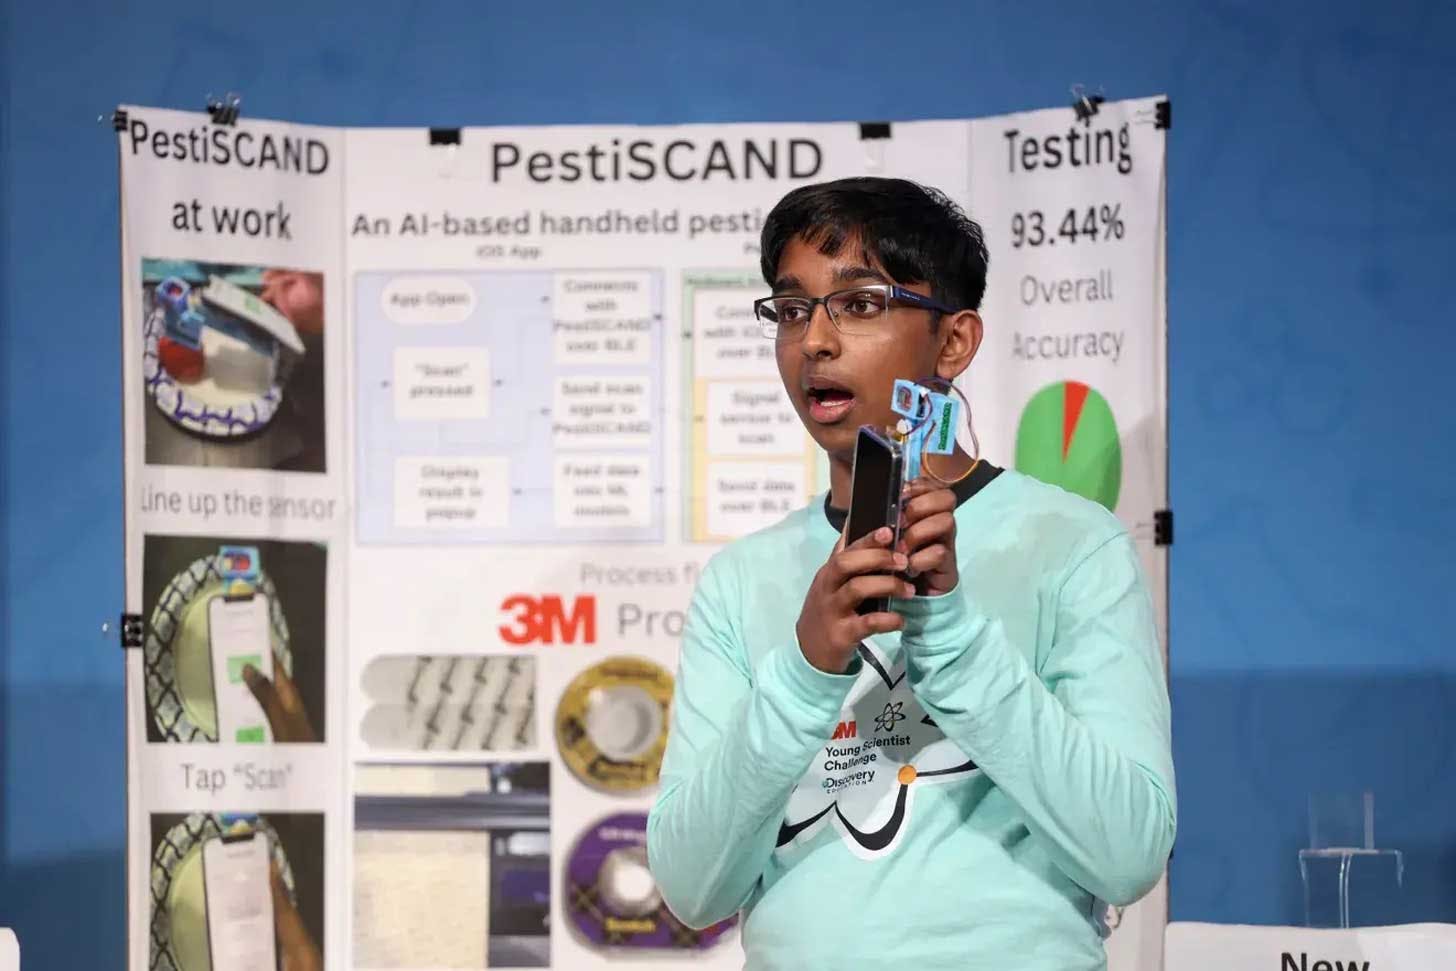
[760,177,989,312]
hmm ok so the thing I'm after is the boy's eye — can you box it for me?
[777,301,810,323]
[838,290,888,318]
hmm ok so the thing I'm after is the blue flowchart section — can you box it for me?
[355,269,664,544]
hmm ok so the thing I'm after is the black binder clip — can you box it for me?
[120,613,144,649]
[206,92,242,126]
[858,122,892,173]
[1135,99,1172,129]
[1071,84,1105,125]
[427,128,480,179]
[111,108,129,132]
[1154,509,1174,546]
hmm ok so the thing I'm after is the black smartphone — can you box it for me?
[844,425,904,616]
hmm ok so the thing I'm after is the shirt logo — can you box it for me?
[874,701,906,733]
[776,637,979,860]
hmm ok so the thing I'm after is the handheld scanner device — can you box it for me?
[157,276,204,348]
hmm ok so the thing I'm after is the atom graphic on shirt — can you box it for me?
[874,701,906,733]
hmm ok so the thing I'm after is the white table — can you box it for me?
[1165,921,1456,970]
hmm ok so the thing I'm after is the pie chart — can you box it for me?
[1014,380,1121,510]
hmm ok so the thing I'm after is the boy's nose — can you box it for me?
[800,303,840,358]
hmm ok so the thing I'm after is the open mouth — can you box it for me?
[804,379,857,424]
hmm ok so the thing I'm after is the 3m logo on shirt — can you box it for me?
[498,594,597,645]
[831,720,857,740]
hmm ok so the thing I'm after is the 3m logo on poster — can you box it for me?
[499,594,598,645]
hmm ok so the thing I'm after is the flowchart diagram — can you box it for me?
[355,270,665,544]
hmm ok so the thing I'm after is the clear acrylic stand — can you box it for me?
[1299,791,1404,928]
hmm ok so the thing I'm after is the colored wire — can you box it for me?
[916,377,981,486]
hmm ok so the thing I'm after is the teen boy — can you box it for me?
[647,177,1174,969]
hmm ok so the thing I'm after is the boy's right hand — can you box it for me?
[796,526,913,674]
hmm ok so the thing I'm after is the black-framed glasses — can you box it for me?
[752,284,956,341]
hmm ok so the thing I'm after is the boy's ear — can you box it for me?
[935,309,983,381]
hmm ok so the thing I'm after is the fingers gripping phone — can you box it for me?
[202,831,278,971]
[844,426,904,616]
[208,594,273,743]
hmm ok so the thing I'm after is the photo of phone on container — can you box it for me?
[207,594,273,744]
[201,830,278,971]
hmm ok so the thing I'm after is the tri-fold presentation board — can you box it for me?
[119,96,1169,971]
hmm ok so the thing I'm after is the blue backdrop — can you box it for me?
[3,0,1454,966]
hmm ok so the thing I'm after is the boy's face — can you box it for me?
[771,235,966,465]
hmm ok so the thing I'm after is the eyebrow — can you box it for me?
[771,265,890,293]
[835,265,889,285]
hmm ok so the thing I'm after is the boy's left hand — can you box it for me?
[898,478,959,597]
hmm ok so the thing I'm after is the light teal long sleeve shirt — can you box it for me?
[647,470,1176,970]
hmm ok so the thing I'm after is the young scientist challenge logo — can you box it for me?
[776,640,979,860]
